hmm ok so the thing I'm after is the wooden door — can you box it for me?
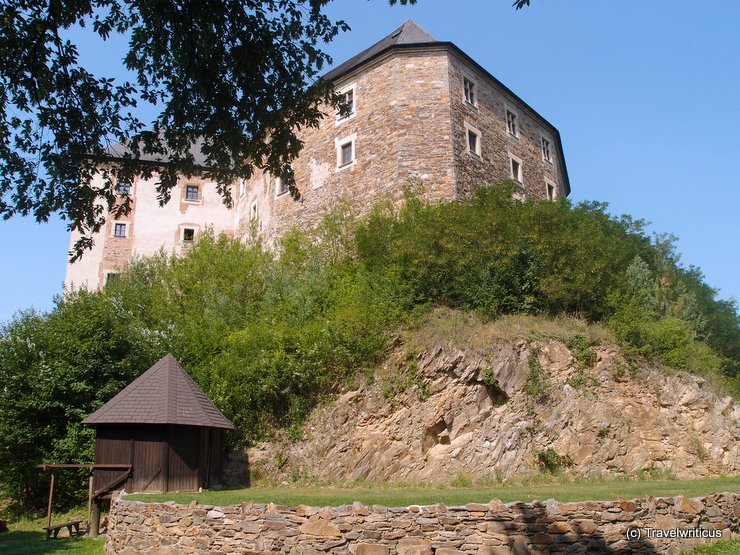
[167,426,200,492]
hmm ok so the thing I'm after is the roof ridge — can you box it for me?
[322,19,438,83]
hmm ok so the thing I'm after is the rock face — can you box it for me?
[249,329,739,483]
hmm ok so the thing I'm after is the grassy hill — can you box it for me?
[1,183,738,512]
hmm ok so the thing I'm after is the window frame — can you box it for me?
[335,133,357,170]
[184,184,200,202]
[182,227,196,242]
[115,180,132,196]
[250,200,258,221]
[541,135,553,164]
[275,176,289,197]
[545,178,559,200]
[464,121,482,159]
[112,222,128,238]
[508,152,524,184]
[462,73,478,109]
[335,83,357,124]
[505,106,520,139]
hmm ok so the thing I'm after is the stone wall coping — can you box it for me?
[114,491,734,516]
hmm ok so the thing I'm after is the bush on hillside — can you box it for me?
[1,182,738,511]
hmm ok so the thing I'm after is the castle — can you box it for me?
[65,20,570,291]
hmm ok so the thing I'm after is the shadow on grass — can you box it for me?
[0,530,104,555]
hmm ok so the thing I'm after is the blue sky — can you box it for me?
[1,0,739,322]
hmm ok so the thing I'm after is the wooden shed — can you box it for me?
[82,354,234,493]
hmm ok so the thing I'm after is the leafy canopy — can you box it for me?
[0,0,415,259]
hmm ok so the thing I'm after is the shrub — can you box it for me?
[535,449,574,473]
[524,352,550,399]
[2,182,738,511]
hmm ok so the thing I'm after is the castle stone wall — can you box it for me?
[448,53,564,201]
[236,49,457,247]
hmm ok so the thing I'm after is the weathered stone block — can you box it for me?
[356,543,391,555]
[397,537,433,555]
[547,521,572,534]
[298,519,342,538]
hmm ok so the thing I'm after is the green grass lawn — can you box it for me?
[128,475,740,507]
[0,516,104,555]
[683,540,740,554]
[1,477,736,554]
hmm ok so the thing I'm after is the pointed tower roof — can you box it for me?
[323,19,438,82]
[82,354,234,429]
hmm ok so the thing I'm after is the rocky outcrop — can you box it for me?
[249,326,739,483]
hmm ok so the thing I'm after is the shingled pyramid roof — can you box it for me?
[323,19,438,82]
[82,354,234,429]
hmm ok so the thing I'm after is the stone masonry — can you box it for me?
[66,20,570,292]
[106,492,738,554]
[236,21,569,247]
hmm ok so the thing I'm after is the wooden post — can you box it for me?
[86,472,94,533]
[46,471,55,534]
[90,500,101,538]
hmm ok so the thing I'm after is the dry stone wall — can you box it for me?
[106,492,738,554]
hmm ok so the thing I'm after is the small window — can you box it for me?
[509,155,523,183]
[116,180,131,196]
[463,75,477,107]
[545,179,558,200]
[250,200,258,221]
[467,130,479,156]
[185,184,200,201]
[506,109,518,137]
[336,135,356,168]
[183,228,195,242]
[276,177,289,196]
[105,272,120,286]
[340,143,353,165]
[541,137,552,163]
[337,85,356,122]
[239,179,246,199]
[113,223,127,237]
[464,122,481,158]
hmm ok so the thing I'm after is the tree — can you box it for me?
[0,0,414,259]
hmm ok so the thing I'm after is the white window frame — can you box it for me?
[239,179,247,199]
[505,106,520,139]
[335,83,357,124]
[182,227,196,242]
[112,222,129,238]
[541,135,553,164]
[250,200,258,221]
[545,178,559,200]
[275,176,289,197]
[464,121,482,159]
[462,72,478,109]
[508,152,523,184]
[184,184,201,203]
[115,179,133,196]
[335,133,357,170]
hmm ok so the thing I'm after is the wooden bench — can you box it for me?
[44,520,83,540]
